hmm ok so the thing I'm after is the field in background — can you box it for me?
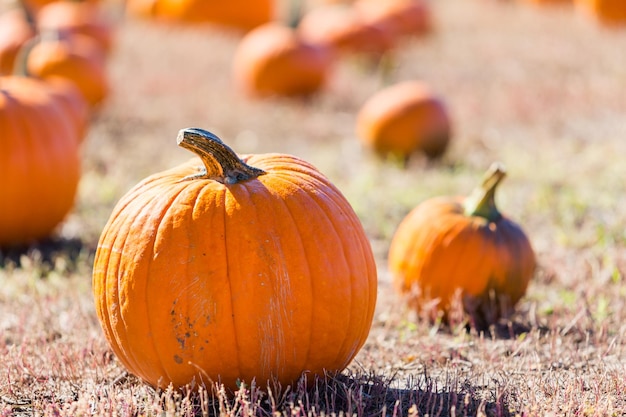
[2,0,626,415]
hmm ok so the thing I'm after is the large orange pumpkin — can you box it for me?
[125,0,274,31]
[388,163,536,323]
[356,80,451,161]
[233,22,334,97]
[92,127,378,391]
[0,75,83,246]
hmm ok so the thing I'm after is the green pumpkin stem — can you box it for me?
[176,127,266,184]
[463,162,506,222]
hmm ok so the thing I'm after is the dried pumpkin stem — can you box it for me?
[463,162,506,222]
[177,127,266,184]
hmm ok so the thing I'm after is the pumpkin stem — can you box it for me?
[12,35,40,77]
[287,0,304,28]
[463,162,506,222]
[176,127,266,184]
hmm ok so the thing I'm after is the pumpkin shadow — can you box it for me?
[293,371,514,417]
[174,370,515,416]
[0,236,96,274]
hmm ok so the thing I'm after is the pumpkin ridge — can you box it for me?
[261,173,316,375]
[118,192,175,384]
[425,217,470,305]
[95,211,139,377]
[118,182,190,385]
[143,182,206,386]
[263,171,354,370]
[14,98,57,237]
[277,172,368,370]
[0,101,25,237]
[95,203,144,379]
[221,185,243,383]
[496,219,535,303]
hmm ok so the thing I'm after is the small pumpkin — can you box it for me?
[355,80,451,161]
[576,0,626,25]
[0,75,83,246]
[233,22,334,97]
[125,0,274,31]
[388,163,536,323]
[297,4,396,58]
[24,31,109,106]
[92,127,378,391]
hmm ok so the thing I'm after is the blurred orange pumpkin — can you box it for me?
[36,0,114,54]
[92,127,377,390]
[233,22,334,97]
[297,4,396,57]
[0,75,84,246]
[125,0,274,31]
[25,31,109,106]
[23,0,100,12]
[356,80,451,160]
[388,163,536,323]
[354,0,432,39]
[576,0,626,25]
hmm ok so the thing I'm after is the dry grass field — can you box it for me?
[2,0,626,415]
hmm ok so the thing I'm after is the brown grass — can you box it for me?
[2,0,626,415]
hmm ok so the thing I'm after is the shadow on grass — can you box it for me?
[143,370,515,417]
[0,236,96,275]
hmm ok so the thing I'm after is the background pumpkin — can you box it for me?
[124,0,274,31]
[232,22,334,97]
[0,75,83,247]
[353,0,432,39]
[355,80,451,161]
[388,163,536,324]
[92,127,378,391]
[36,0,114,54]
[24,31,109,106]
[297,3,396,58]
[575,0,626,25]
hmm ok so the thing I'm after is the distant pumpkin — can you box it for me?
[92,127,377,391]
[388,163,536,323]
[356,80,451,160]
[36,0,114,54]
[25,31,109,106]
[354,0,432,39]
[233,23,334,97]
[125,0,274,31]
[297,4,395,58]
[576,0,626,25]
[0,75,83,246]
